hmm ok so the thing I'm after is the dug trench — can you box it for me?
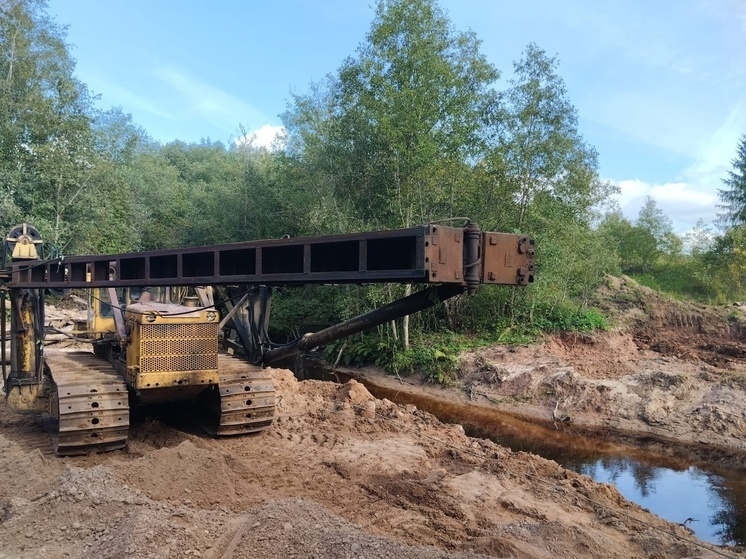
[330,368,746,547]
[319,278,746,461]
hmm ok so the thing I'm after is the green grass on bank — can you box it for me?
[325,304,608,384]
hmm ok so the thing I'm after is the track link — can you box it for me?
[46,350,130,456]
[208,353,275,436]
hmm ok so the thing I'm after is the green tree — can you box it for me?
[597,208,635,271]
[340,0,499,346]
[228,141,285,240]
[702,225,746,301]
[283,0,498,231]
[279,80,362,236]
[0,0,102,250]
[485,43,614,321]
[125,139,286,249]
[488,43,608,233]
[125,146,189,249]
[281,0,501,348]
[717,133,746,227]
[337,0,498,227]
[683,219,714,256]
[635,196,674,271]
[75,109,149,253]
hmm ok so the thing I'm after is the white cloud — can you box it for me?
[84,68,277,143]
[234,124,286,151]
[615,179,651,209]
[84,74,180,121]
[610,178,719,232]
[608,102,744,233]
[650,182,717,206]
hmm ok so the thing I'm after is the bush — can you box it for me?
[531,305,608,332]
[325,332,465,384]
[629,259,715,302]
[389,344,459,384]
[324,301,609,384]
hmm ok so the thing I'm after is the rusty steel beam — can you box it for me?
[7,224,534,289]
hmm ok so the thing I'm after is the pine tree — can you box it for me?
[717,134,746,227]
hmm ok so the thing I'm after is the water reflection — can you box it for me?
[350,375,746,547]
[473,429,739,545]
[573,458,739,545]
[705,472,746,545]
[481,430,746,546]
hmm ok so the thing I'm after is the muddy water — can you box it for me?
[347,375,746,547]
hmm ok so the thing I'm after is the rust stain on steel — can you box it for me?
[425,225,465,284]
[481,233,535,286]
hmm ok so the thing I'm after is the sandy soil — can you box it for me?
[0,277,743,558]
[0,372,733,558]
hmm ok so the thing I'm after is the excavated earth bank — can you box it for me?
[452,276,746,465]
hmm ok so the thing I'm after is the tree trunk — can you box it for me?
[402,284,411,350]
[387,285,399,341]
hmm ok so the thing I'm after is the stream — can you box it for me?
[319,367,746,547]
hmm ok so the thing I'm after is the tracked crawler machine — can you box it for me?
[0,222,534,455]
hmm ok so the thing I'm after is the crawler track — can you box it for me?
[46,350,130,456]
[208,354,275,436]
[43,350,273,454]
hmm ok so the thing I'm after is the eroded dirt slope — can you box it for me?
[0,365,727,559]
[449,276,746,459]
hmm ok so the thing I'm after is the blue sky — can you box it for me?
[47,0,746,233]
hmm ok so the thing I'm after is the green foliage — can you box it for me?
[699,225,746,302]
[324,295,608,384]
[717,133,746,227]
[621,220,746,304]
[390,344,459,384]
[634,196,675,271]
[0,0,152,254]
[531,305,607,332]
[326,331,465,384]
[0,0,98,249]
[487,43,606,233]
[683,219,714,256]
[327,335,396,371]
[269,286,352,336]
[282,0,499,232]
[630,263,716,301]
[11,0,742,379]
[598,197,680,275]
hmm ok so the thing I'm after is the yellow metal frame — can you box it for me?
[88,288,117,337]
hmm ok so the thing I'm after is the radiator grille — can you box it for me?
[140,322,218,373]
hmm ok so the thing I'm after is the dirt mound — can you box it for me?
[596,275,746,368]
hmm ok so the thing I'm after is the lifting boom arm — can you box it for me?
[1,222,534,388]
